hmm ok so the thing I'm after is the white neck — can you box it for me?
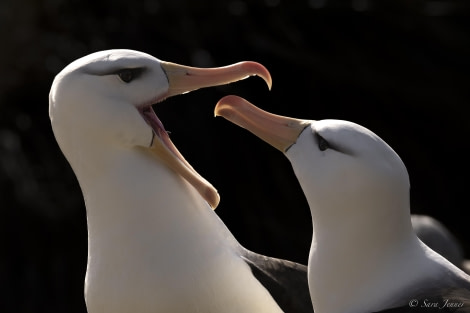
[301,182,463,313]
[66,143,283,313]
[308,205,420,313]
[78,145,230,258]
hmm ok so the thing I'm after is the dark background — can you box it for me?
[1,1,470,312]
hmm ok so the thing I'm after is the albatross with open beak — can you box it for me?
[49,50,313,313]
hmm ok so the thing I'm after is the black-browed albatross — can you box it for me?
[215,95,470,313]
[49,50,313,313]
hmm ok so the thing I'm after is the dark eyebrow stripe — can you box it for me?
[109,67,146,76]
[82,66,147,76]
[314,130,355,156]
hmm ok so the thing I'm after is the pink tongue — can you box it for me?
[141,106,195,171]
[142,106,167,134]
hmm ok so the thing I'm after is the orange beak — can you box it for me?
[161,61,272,98]
[215,95,309,152]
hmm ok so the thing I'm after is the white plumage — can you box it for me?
[49,50,313,313]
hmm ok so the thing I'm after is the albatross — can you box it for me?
[49,50,313,313]
[215,95,470,313]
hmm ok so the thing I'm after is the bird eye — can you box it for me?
[118,69,135,83]
[317,134,329,151]
[116,68,145,83]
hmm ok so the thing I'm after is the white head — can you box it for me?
[286,119,410,232]
[50,50,164,157]
[214,95,410,224]
[49,50,272,209]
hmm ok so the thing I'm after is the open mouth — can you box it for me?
[138,104,196,173]
[138,102,223,210]
[139,105,168,148]
[137,60,272,209]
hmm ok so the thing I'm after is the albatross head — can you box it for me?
[214,95,410,223]
[49,50,271,209]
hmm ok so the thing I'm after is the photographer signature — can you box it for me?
[409,299,464,309]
